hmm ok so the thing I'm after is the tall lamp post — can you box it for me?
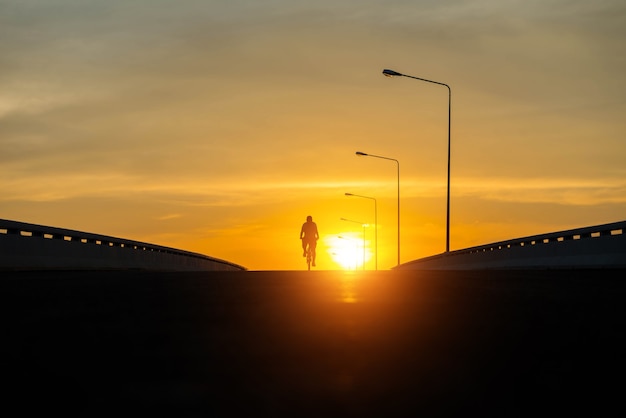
[345,193,377,270]
[382,68,451,253]
[340,217,367,271]
[355,151,400,266]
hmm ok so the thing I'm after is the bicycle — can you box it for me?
[304,242,316,271]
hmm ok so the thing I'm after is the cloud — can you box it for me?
[453,177,626,206]
[155,213,182,221]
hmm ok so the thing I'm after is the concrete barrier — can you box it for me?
[0,219,246,271]
[397,220,626,270]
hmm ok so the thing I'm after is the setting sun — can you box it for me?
[324,234,371,270]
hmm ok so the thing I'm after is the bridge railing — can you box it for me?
[397,220,626,270]
[0,219,246,271]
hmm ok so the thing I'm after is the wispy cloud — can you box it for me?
[155,213,182,221]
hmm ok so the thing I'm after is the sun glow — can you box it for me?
[324,234,371,270]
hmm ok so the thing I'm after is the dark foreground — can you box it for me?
[2,269,625,417]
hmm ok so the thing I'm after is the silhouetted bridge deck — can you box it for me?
[1,219,245,271]
[398,220,626,270]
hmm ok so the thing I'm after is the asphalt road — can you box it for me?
[2,269,625,417]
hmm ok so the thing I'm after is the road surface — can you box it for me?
[2,269,625,417]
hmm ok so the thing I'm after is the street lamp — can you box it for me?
[382,68,452,253]
[355,151,400,266]
[345,193,378,270]
[340,217,367,271]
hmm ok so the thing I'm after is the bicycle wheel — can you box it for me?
[305,246,311,271]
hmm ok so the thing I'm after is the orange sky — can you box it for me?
[2,1,625,270]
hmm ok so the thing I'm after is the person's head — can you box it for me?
[306,215,312,222]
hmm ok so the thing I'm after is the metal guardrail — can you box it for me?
[0,219,246,271]
[398,220,626,269]
[456,220,624,254]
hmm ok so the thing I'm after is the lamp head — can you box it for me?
[382,69,403,77]
[355,151,368,156]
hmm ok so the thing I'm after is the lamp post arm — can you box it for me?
[401,74,450,92]
[366,154,399,165]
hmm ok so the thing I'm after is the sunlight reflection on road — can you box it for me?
[338,272,359,304]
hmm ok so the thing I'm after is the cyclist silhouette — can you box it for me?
[300,215,319,267]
